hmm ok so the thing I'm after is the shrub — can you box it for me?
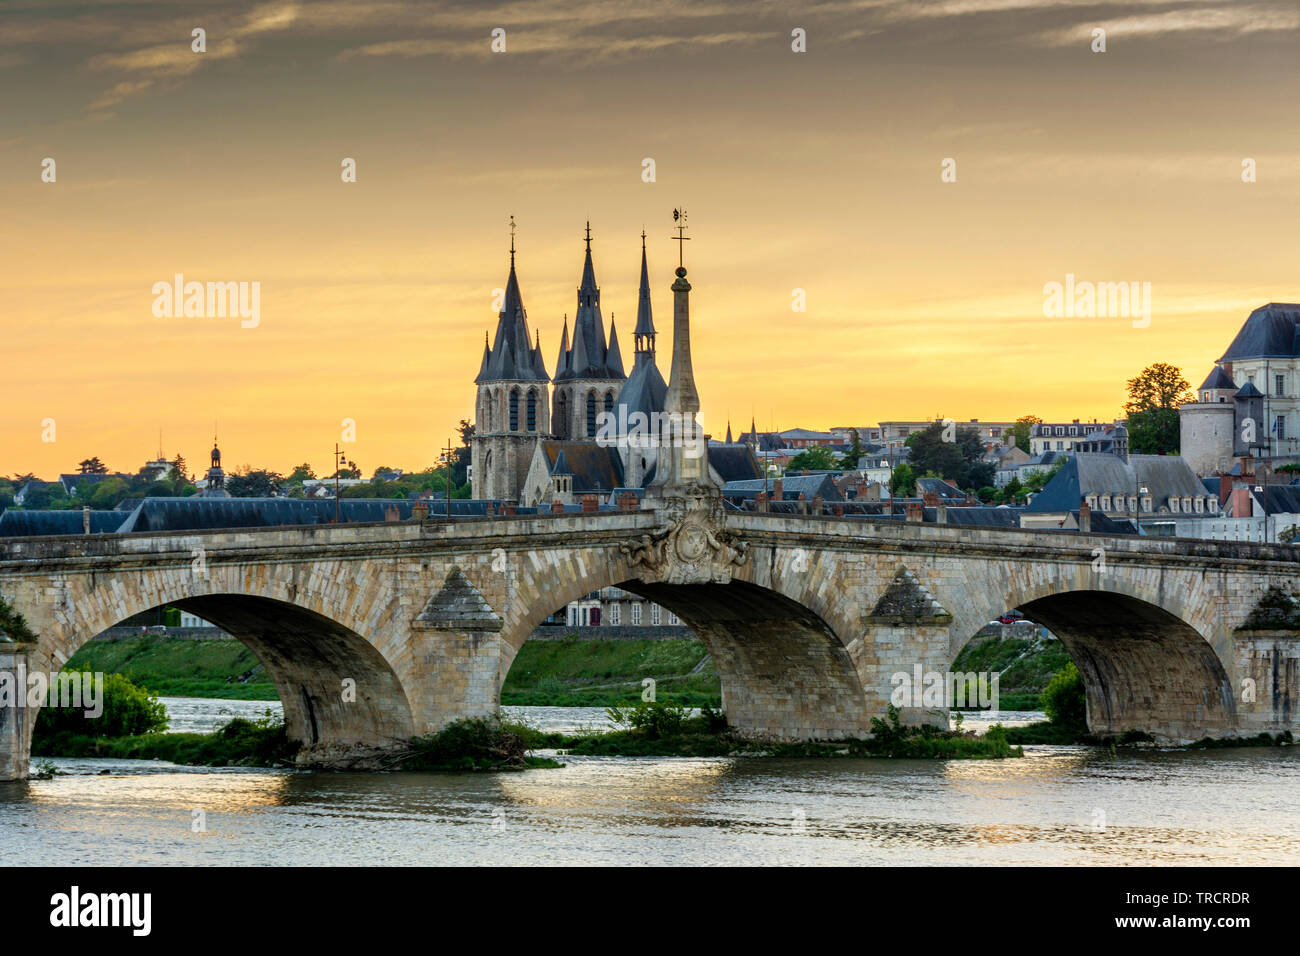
[34,669,169,738]
[1042,662,1086,728]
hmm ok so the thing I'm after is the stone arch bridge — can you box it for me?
[2,500,1298,778]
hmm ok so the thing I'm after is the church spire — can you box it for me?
[479,217,547,383]
[634,228,656,363]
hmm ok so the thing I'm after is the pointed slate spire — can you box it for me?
[554,315,571,379]
[476,331,491,380]
[479,220,547,383]
[606,319,625,378]
[569,311,591,376]
[634,229,656,358]
[726,420,733,444]
[551,447,574,476]
[556,222,623,383]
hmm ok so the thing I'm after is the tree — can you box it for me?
[786,446,838,471]
[453,419,474,487]
[890,463,917,498]
[170,455,189,483]
[1010,415,1042,454]
[1124,362,1193,415]
[226,470,284,497]
[78,457,109,474]
[1001,476,1024,504]
[287,463,316,482]
[839,428,863,469]
[904,422,995,490]
[1022,457,1066,495]
[1123,362,1193,455]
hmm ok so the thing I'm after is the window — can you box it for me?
[509,389,519,431]
[609,603,620,625]
[556,391,568,439]
[1069,427,1077,436]
[651,604,661,625]
[1277,374,1285,397]
[590,607,600,626]
[1277,416,1287,441]
[631,602,642,625]
[526,390,537,432]
[586,391,597,437]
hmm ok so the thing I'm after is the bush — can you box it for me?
[404,716,527,770]
[1042,662,1086,728]
[605,700,693,738]
[34,669,169,738]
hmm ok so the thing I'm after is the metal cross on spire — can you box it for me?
[509,215,517,263]
[584,220,592,251]
[671,208,690,269]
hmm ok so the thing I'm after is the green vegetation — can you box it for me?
[557,703,1022,759]
[950,631,1072,710]
[1124,362,1193,456]
[0,593,39,643]
[1041,662,1086,727]
[903,421,996,492]
[500,638,721,706]
[64,636,278,700]
[34,710,300,767]
[400,716,562,771]
[35,669,169,737]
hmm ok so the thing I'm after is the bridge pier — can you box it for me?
[0,643,34,781]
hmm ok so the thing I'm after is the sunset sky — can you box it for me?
[5,0,1300,478]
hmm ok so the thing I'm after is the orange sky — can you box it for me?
[5,0,1300,478]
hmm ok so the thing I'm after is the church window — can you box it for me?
[604,391,614,413]
[586,391,597,438]
[509,389,519,431]
[556,391,568,440]
[527,389,537,432]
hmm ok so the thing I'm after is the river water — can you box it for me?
[3,699,1298,865]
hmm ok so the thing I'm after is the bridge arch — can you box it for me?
[20,580,415,759]
[496,550,871,739]
[953,575,1236,739]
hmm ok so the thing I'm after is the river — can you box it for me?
[3,698,1298,865]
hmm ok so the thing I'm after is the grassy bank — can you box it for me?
[66,636,277,700]
[67,631,1074,712]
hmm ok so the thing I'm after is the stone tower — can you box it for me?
[552,223,626,440]
[472,226,550,501]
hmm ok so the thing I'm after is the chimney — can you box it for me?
[756,491,769,513]
[855,481,868,500]
[773,477,783,499]
[484,501,495,517]
[936,502,947,524]
[922,491,938,507]
[384,504,400,522]
[1230,487,1252,518]
[82,506,91,534]
[551,499,564,514]
[503,500,517,516]
[618,492,637,511]
[812,494,823,514]
[798,492,808,514]
[581,494,599,513]
[1218,474,1231,507]
[906,501,923,522]
[412,501,429,521]
[832,502,844,516]
[1078,499,1091,533]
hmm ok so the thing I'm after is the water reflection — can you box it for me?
[5,701,1298,865]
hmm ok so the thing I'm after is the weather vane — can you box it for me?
[671,208,690,268]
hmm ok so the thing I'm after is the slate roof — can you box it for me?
[1199,366,1237,391]
[555,230,625,382]
[538,441,625,493]
[1235,381,1263,399]
[1220,303,1300,362]
[613,350,667,421]
[112,497,512,533]
[707,444,763,483]
[916,477,966,500]
[1026,453,1210,514]
[1252,485,1300,516]
[478,253,548,383]
[721,473,843,501]
[0,510,126,536]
